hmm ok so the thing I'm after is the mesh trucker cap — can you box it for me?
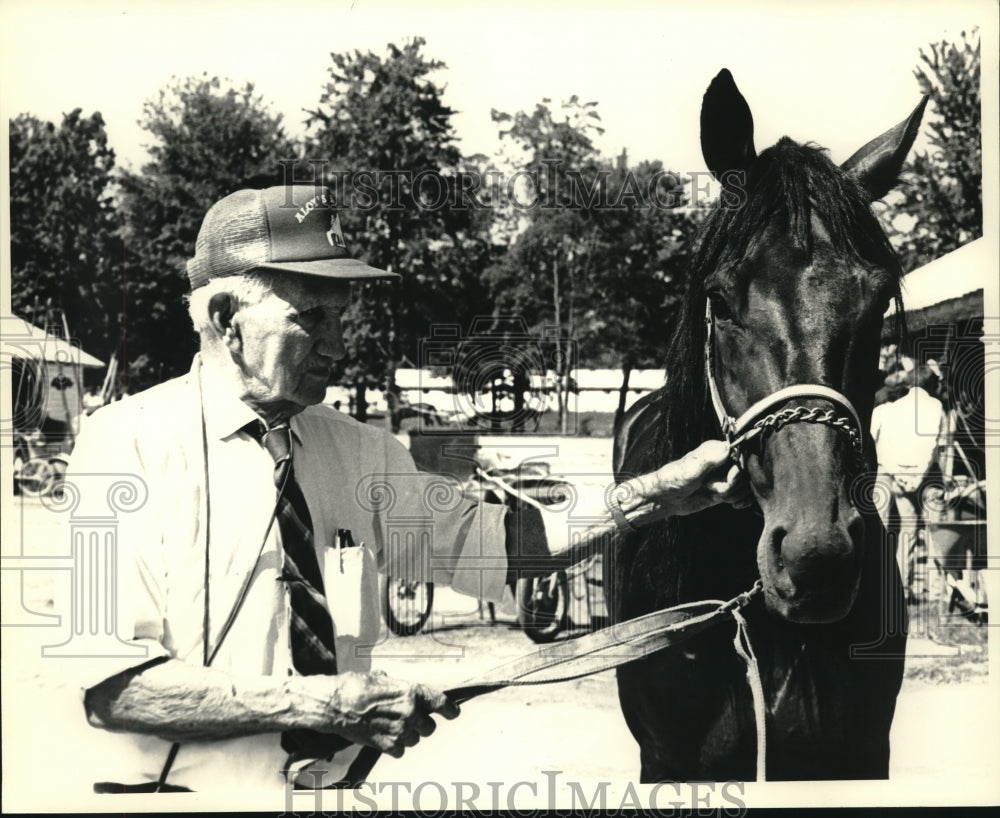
[186,185,399,289]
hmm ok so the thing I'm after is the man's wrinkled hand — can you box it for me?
[303,672,459,758]
[646,440,753,517]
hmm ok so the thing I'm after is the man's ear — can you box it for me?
[208,292,240,348]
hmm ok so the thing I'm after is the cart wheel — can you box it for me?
[516,571,569,643]
[18,458,55,497]
[48,456,68,500]
[383,577,434,636]
[13,452,25,495]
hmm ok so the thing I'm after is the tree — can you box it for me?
[486,100,699,432]
[878,30,985,487]
[486,97,607,432]
[120,75,297,388]
[304,38,493,422]
[881,29,981,272]
[9,109,121,362]
[575,156,700,430]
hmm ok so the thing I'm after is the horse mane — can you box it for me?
[629,139,906,607]
[662,138,904,456]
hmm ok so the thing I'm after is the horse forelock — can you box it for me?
[692,138,903,287]
[659,138,907,457]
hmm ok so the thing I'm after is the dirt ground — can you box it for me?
[2,483,997,811]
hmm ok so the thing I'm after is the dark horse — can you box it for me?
[610,70,927,781]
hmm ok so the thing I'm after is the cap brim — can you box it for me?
[255,258,400,280]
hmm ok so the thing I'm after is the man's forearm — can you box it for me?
[503,476,664,580]
[502,452,745,581]
[84,658,348,743]
[501,441,748,581]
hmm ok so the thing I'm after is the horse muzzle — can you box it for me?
[757,511,865,623]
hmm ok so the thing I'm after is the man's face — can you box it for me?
[229,274,350,419]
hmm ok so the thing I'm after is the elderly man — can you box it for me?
[71,185,746,793]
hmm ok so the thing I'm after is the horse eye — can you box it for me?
[709,293,735,322]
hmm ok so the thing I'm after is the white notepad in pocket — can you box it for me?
[323,533,380,648]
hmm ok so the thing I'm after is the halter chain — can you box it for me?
[743,406,864,470]
[704,300,865,469]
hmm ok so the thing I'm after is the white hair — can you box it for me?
[185,271,280,337]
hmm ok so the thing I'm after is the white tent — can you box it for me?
[3,314,106,427]
[888,238,989,316]
[1,314,105,367]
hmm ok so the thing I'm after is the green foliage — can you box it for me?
[9,109,120,360]
[487,98,698,428]
[9,42,702,424]
[304,39,494,415]
[883,29,982,272]
[120,75,297,388]
[576,159,700,371]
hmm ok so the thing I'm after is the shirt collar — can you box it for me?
[195,354,304,444]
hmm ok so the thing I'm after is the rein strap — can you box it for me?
[344,581,765,786]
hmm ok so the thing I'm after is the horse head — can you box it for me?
[697,70,926,624]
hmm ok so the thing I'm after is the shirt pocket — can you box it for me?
[324,539,380,646]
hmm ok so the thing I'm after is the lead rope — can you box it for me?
[346,581,766,787]
[731,606,766,781]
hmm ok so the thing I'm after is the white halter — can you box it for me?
[703,300,864,466]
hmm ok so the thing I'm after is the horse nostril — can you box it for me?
[846,510,865,549]
[769,526,787,571]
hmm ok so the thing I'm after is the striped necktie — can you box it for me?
[254,421,352,759]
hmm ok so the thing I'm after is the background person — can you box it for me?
[871,362,945,602]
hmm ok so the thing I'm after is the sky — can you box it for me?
[0,0,994,178]
[0,0,996,319]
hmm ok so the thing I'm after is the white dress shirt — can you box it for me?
[64,355,508,791]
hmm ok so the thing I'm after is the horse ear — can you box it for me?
[841,96,929,202]
[700,69,757,181]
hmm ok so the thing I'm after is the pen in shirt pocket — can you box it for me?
[335,528,358,572]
